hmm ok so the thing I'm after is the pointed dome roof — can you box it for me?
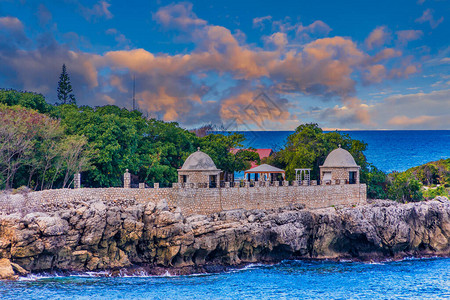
[322,145,358,168]
[181,148,220,170]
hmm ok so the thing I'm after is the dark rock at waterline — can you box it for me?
[0,196,449,278]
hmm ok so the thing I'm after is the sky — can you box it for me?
[0,0,449,130]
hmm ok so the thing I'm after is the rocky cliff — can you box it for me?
[0,197,449,278]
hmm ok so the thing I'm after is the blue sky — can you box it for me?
[0,0,449,130]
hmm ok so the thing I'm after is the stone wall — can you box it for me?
[2,184,367,216]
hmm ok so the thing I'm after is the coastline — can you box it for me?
[13,255,450,279]
[1,194,450,280]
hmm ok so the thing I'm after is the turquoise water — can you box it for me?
[230,130,450,173]
[1,258,449,299]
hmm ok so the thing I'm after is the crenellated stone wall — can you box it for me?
[0,184,367,216]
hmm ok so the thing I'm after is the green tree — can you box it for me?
[57,64,76,105]
[0,104,89,190]
[266,123,368,181]
[361,164,388,199]
[0,89,52,114]
[387,172,423,203]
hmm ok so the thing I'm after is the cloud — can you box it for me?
[253,16,272,29]
[296,20,332,39]
[365,26,391,50]
[387,115,440,126]
[0,16,28,46]
[371,89,450,129]
[219,90,293,129]
[153,2,207,30]
[318,97,373,126]
[0,16,25,36]
[415,9,444,28]
[371,48,402,63]
[106,28,131,49]
[37,4,52,27]
[396,30,423,45]
[0,4,432,129]
[79,1,113,21]
[264,32,288,48]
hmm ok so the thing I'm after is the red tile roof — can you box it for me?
[230,148,274,168]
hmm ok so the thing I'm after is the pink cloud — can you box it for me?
[253,16,272,29]
[415,9,444,29]
[153,2,207,30]
[387,115,439,126]
[396,30,423,45]
[296,20,332,38]
[365,26,391,50]
[79,1,113,21]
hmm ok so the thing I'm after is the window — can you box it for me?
[209,175,217,188]
[181,175,187,183]
[349,172,357,184]
[323,172,332,185]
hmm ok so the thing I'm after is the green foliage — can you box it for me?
[0,89,52,114]
[52,105,256,188]
[266,123,368,181]
[423,186,449,199]
[57,64,76,105]
[406,158,450,186]
[361,164,388,199]
[387,171,423,203]
[198,133,259,173]
[0,104,89,189]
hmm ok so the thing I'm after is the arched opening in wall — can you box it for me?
[209,175,217,188]
[349,172,357,184]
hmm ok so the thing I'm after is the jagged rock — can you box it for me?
[0,197,449,274]
[10,262,29,276]
[0,258,18,280]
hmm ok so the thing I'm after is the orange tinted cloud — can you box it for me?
[387,115,439,126]
[365,26,390,50]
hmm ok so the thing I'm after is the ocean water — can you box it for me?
[230,130,450,173]
[1,258,449,299]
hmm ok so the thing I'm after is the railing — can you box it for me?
[130,179,350,189]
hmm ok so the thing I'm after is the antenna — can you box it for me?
[132,75,136,111]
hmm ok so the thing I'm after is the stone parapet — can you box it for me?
[8,184,367,216]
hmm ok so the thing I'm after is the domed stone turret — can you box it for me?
[181,148,220,171]
[320,145,360,185]
[322,146,357,168]
[177,148,221,188]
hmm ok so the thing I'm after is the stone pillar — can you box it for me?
[245,181,250,188]
[283,180,289,187]
[74,173,81,189]
[154,183,159,189]
[124,169,131,188]
[274,181,279,187]
[293,181,299,187]
[302,180,309,186]
[225,182,230,188]
[311,180,317,186]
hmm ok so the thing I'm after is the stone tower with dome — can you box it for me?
[177,148,222,188]
[320,145,360,185]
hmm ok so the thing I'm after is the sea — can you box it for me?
[1,130,450,299]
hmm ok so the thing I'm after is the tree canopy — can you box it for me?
[265,123,368,181]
